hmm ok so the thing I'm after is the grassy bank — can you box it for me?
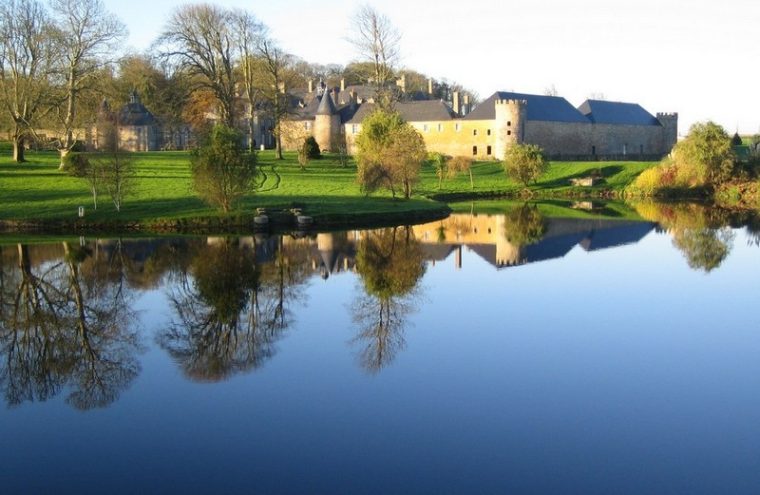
[0,147,656,231]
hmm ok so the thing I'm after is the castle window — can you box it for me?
[507,121,512,127]
[472,145,478,155]
[473,129,478,136]
[507,130,512,136]
[487,145,492,155]
[304,122,311,130]
[352,124,358,134]
[487,129,491,136]
[592,145,596,155]
[437,123,442,132]
[423,124,429,132]
[455,123,461,132]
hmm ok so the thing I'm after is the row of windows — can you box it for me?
[472,145,493,156]
[348,123,516,136]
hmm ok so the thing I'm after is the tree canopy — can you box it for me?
[355,109,427,199]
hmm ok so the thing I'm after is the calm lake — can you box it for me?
[2,201,760,494]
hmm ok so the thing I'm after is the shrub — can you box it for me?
[61,152,91,177]
[191,125,257,212]
[503,144,548,186]
[303,136,321,159]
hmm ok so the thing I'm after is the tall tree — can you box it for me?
[347,5,401,90]
[231,9,265,152]
[156,3,237,128]
[0,0,57,162]
[255,35,293,159]
[49,0,126,168]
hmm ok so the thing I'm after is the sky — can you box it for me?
[106,0,760,135]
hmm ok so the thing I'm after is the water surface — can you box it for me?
[2,202,760,494]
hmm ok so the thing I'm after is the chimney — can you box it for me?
[340,78,345,92]
[428,78,434,96]
[463,94,471,115]
[308,80,313,93]
[453,91,461,115]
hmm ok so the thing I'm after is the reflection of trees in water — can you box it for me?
[351,227,425,374]
[159,237,308,382]
[0,242,141,410]
[746,213,760,247]
[632,201,738,273]
[503,203,547,247]
[672,228,735,273]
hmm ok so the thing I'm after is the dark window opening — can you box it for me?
[640,144,644,154]
[487,129,491,136]
[507,121,512,127]
[507,130,512,136]
[592,145,596,155]
[473,129,478,136]
[487,145,492,155]
[472,146,478,155]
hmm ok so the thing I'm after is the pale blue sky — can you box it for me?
[107,0,760,135]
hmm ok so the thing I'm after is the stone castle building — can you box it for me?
[282,83,678,160]
[90,91,190,152]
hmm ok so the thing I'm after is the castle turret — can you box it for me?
[314,90,340,152]
[656,112,678,154]
[494,99,527,160]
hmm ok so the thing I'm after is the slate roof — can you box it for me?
[346,100,455,124]
[316,91,338,116]
[464,91,590,123]
[118,93,156,126]
[578,100,661,126]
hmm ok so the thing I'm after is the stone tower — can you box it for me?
[314,90,340,152]
[656,112,678,154]
[494,99,527,160]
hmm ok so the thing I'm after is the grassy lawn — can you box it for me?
[0,144,656,227]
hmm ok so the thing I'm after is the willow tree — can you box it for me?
[0,0,57,162]
[49,0,126,168]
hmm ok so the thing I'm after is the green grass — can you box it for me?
[0,146,656,229]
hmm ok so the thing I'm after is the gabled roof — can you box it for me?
[464,91,590,123]
[578,100,661,126]
[346,100,455,124]
[316,91,337,116]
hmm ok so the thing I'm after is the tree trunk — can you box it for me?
[276,133,283,160]
[59,149,70,170]
[12,136,25,163]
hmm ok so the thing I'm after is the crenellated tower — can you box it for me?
[656,112,678,153]
[494,99,527,159]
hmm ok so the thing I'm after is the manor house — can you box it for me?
[282,83,678,160]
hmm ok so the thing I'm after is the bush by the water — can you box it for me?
[631,121,736,195]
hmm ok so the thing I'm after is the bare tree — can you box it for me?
[231,9,265,152]
[347,5,401,97]
[0,0,57,162]
[256,35,293,160]
[49,0,126,168]
[155,3,237,128]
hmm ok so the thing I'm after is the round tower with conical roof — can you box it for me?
[313,90,340,152]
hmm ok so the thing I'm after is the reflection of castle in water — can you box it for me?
[1,215,656,280]
[413,214,657,269]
